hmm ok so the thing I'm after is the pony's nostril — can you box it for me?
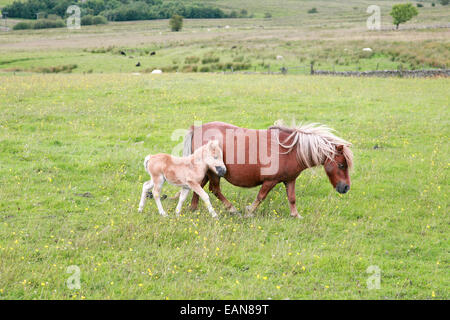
[336,182,350,194]
[216,166,226,176]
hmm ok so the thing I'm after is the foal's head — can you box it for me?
[203,140,227,177]
[324,145,353,194]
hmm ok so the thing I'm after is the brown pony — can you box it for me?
[183,121,353,218]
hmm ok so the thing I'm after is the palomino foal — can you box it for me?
[138,140,226,218]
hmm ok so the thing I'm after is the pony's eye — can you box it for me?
[338,163,345,169]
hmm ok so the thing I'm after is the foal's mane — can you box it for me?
[269,120,353,169]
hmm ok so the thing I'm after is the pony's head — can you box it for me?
[324,145,353,194]
[272,121,353,194]
[203,140,227,177]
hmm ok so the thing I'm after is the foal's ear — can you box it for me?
[336,145,344,153]
[209,139,219,148]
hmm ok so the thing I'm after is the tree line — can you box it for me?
[3,0,234,21]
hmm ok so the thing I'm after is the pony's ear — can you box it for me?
[336,145,344,153]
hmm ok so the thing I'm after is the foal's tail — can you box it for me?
[183,127,194,157]
[143,155,151,175]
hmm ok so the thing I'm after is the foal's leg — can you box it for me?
[175,188,190,216]
[245,180,278,217]
[188,181,218,218]
[208,173,238,214]
[138,180,154,212]
[189,175,209,211]
[152,175,168,217]
[284,180,303,219]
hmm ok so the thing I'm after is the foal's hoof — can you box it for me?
[146,192,167,200]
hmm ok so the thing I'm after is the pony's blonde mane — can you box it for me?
[270,120,353,169]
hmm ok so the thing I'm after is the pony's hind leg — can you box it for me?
[175,188,190,216]
[245,180,278,217]
[138,180,154,212]
[188,181,218,218]
[152,175,168,217]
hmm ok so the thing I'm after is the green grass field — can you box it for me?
[0,73,448,299]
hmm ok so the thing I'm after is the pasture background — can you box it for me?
[0,74,448,299]
[0,0,449,300]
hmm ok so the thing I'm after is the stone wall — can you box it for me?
[313,69,450,78]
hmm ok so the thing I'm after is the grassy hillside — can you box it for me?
[0,73,448,299]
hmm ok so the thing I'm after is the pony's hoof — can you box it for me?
[228,206,239,214]
[233,211,243,218]
[291,214,303,219]
[244,211,254,218]
[138,208,143,213]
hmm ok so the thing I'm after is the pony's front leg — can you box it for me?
[284,180,303,219]
[138,180,154,212]
[175,188,190,216]
[208,173,238,214]
[189,182,218,218]
[245,180,278,217]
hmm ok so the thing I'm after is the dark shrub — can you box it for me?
[185,56,200,64]
[82,15,107,25]
[307,8,318,14]
[92,15,107,25]
[81,15,94,25]
[229,10,238,18]
[33,64,77,73]
[201,56,220,64]
[170,14,183,32]
[32,19,65,29]
[182,64,198,72]
[13,22,32,30]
